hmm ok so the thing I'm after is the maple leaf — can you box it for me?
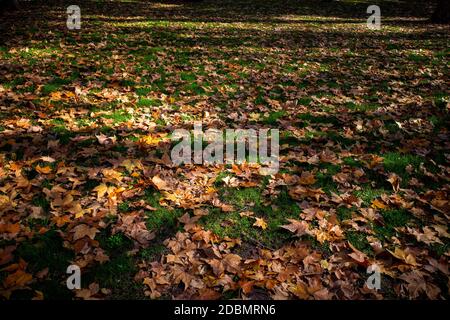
[96,134,117,146]
[207,259,225,276]
[298,171,316,185]
[92,183,108,200]
[281,219,309,236]
[222,254,242,274]
[151,175,170,191]
[35,165,52,174]
[72,224,99,241]
[4,269,33,287]
[371,199,387,209]
[253,217,268,230]
[114,213,155,247]
[387,173,401,192]
[75,282,100,300]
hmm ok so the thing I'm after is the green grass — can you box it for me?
[346,231,373,255]
[7,231,75,299]
[373,209,412,241]
[382,152,424,185]
[382,209,411,227]
[408,54,428,63]
[135,87,152,96]
[144,190,184,233]
[180,72,197,82]
[337,206,354,221]
[201,188,301,248]
[42,83,62,95]
[342,157,362,167]
[31,194,50,213]
[263,111,286,125]
[354,187,389,206]
[15,231,73,273]
[221,187,262,209]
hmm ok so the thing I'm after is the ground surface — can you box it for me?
[0,0,449,300]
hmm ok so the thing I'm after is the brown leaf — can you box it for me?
[72,224,99,241]
[223,254,242,274]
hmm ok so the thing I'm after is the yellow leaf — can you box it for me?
[371,199,387,209]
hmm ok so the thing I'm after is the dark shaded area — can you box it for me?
[431,0,450,23]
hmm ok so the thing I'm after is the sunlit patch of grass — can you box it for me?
[202,188,300,248]
[135,87,152,96]
[263,111,286,125]
[144,190,183,233]
[180,72,197,82]
[221,187,261,209]
[201,191,300,248]
[337,206,354,221]
[342,157,362,167]
[202,209,256,240]
[382,152,423,180]
[104,110,133,124]
[18,47,60,59]
[137,98,161,107]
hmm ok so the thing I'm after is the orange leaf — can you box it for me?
[253,217,268,230]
